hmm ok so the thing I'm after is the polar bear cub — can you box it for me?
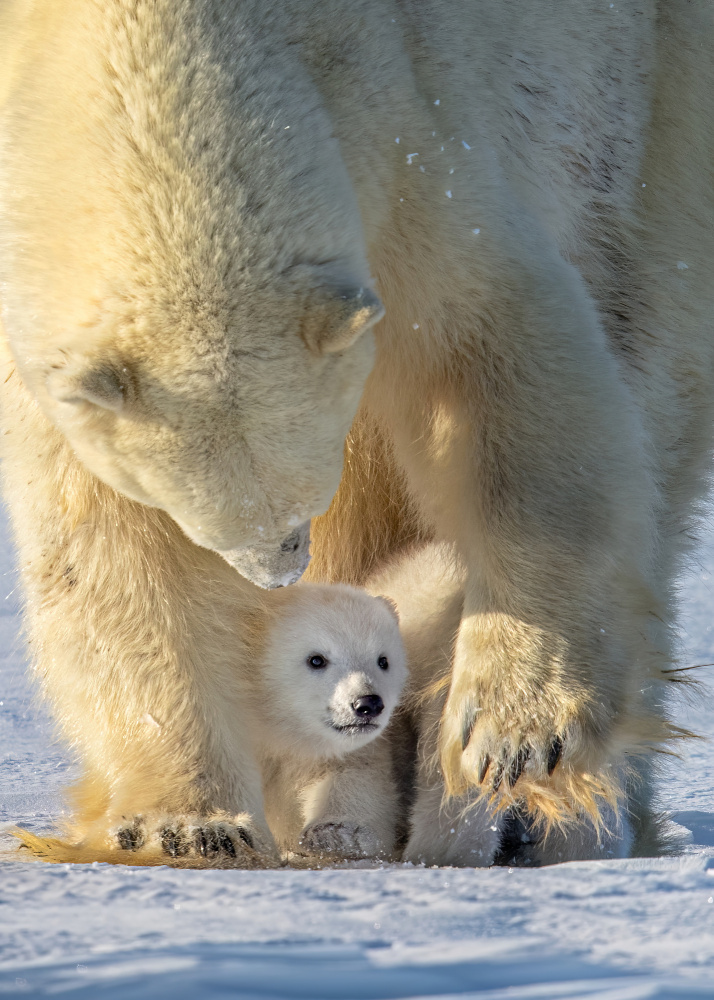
[128,582,408,865]
[257,584,407,861]
[258,585,405,758]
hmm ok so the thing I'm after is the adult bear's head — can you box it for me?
[0,0,385,587]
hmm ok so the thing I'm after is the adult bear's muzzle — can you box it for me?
[217,521,312,589]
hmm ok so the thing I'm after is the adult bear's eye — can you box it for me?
[378,655,389,670]
[307,654,328,669]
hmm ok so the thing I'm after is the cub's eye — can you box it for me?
[307,654,328,669]
[378,655,389,671]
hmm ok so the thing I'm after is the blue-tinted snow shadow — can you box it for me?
[672,811,714,847]
[1,943,712,1000]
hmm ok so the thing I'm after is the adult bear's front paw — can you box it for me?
[437,615,625,826]
[440,685,612,825]
[158,818,260,868]
[160,819,255,860]
[114,813,264,867]
[458,706,567,792]
[298,821,381,860]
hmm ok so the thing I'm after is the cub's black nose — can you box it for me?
[352,694,384,718]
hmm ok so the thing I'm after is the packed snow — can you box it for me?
[1,504,713,999]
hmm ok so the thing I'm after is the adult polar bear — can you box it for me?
[0,0,711,861]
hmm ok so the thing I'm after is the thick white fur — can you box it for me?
[363,544,666,866]
[282,544,501,866]
[258,584,407,861]
[1,1,712,851]
[297,543,663,866]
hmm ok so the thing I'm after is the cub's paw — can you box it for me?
[299,821,381,860]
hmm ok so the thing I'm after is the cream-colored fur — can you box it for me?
[1,1,711,851]
[365,543,504,866]
[12,573,405,866]
[362,543,669,865]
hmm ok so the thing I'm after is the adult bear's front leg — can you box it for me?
[0,349,277,865]
[378,244,673,826]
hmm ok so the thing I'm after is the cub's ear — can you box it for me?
[46,361,130,413]
[375,595,400,623]
[300,285,385,355]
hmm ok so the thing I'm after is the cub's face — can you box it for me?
[261,586,407,759]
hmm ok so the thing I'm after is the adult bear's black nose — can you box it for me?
[352,694,384,718]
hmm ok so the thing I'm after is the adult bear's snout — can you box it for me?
[217,521,311,589]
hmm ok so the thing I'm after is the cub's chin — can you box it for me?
[321,716,386,754]
[330,720,381,736]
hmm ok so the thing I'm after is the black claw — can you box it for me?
[218,832,237,858]
[116,824,142,851]
[116,829,134,851]
[161,828,178,857]
[461,708,478,751]
[236,827,254,849]
[547,736,564,775]
[477,755,491,784]
[161,827,188,858]
[195,827,220,858]
[508,747,530,788]
[491,758,506,792]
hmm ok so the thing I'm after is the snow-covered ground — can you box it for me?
[1,505,713,1000]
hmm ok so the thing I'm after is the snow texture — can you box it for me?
[1,503,714,999]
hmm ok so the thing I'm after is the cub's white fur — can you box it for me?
[130,582,408,864]
[258,584,407,860]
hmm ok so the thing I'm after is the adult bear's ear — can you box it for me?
[300,284,385,355]
[46,360,130,413]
